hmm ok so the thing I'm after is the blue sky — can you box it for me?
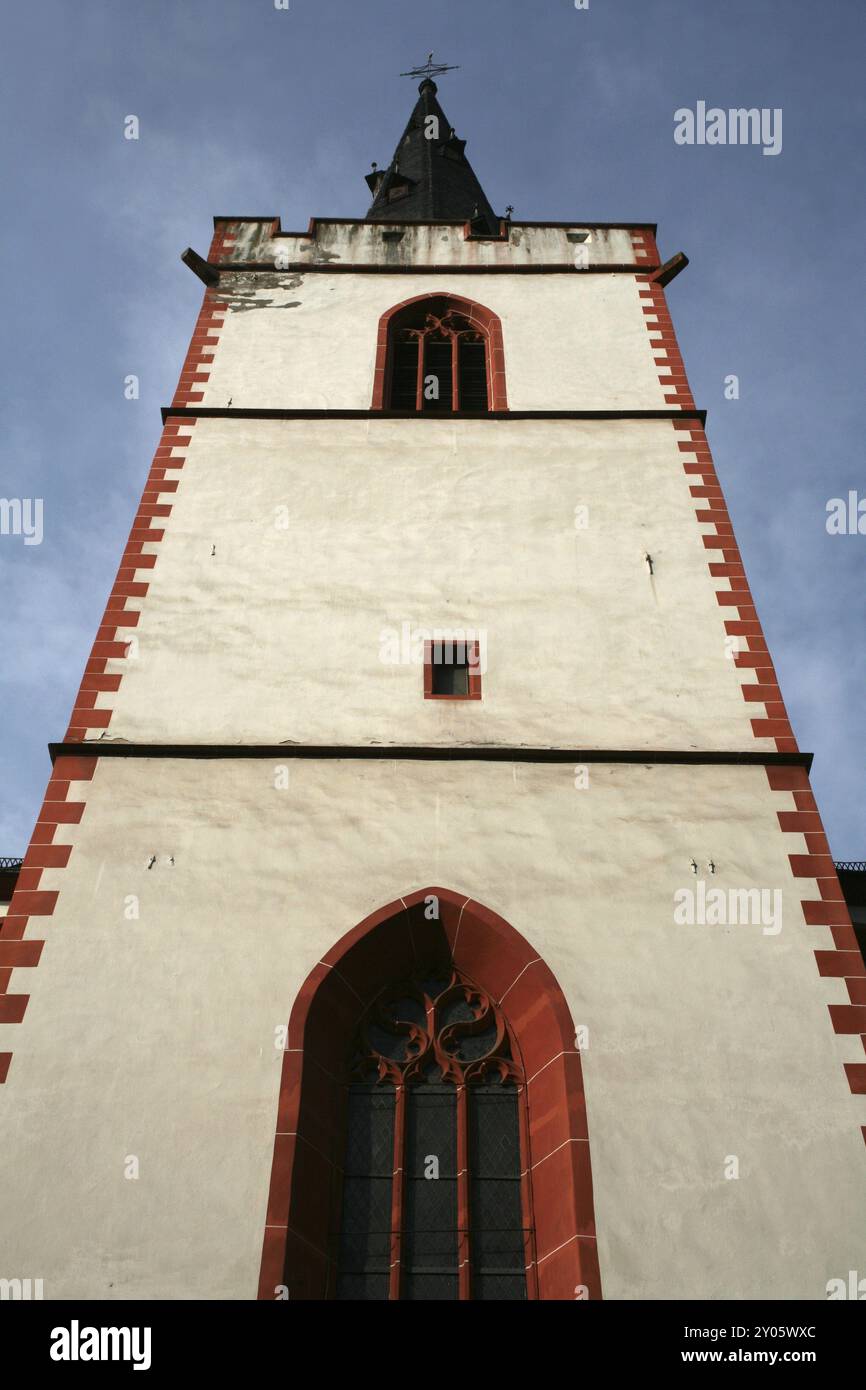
[1,0,863,855]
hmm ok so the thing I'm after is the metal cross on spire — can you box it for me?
[399,52,460,81]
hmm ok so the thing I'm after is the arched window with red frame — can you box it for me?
[373,295,508,413]
[258,889,601,1302]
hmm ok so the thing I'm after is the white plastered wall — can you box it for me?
[198,270,668,411]
[0,757,862,1299]
[92,417,773,751]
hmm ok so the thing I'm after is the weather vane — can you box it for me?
[400,52,460,81]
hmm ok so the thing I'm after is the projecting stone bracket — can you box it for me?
[650,251,689,287]
[181,247,220,287]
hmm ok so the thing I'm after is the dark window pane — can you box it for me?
[343,1086,395,1176]
[430,639,469,697]
[338,1177,392,1265]
[403,1085,458,1298]
[455,1021,499,1060]
[459,339,488,411]
[438,995,477,1027]
[471,1274,526,1301]
[469,1085,527,1301]
[404,1274,460,1301]
[387,995,427,1027]
[336,1086,395,1300]
[469,1179,525,1269]
[335,1273,390,1301]
[422,337,453,411]
[431,661,469,696]
[366,1023,414,1063]
[390,337,419,409]
[470,1087,522,1178]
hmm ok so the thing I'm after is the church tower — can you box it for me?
[1,74,863,1302]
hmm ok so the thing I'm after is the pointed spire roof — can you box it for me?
[365,79,499,233]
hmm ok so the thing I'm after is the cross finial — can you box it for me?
[400,51,460,81]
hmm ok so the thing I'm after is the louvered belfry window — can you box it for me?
[387,298,490,412]
[334,971,529,1300]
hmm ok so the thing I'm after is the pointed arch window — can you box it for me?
[374,294,508,413]
[336,970,528,1301]
[259,889,602,1303]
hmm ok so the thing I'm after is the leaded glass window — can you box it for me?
[334,1087,394,1300]
[334,970,529,1300]
[386,299,490,412]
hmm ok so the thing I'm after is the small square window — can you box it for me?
[424,639,482,701]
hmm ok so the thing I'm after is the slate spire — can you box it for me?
[365,79,499,233]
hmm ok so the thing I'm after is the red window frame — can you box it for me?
[372,293,508,412]
[257,888,604,1302]
[423,638,482,701]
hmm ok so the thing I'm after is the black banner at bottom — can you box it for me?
[2,1297,862,1376]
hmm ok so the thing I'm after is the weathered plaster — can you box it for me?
[90,417,771,751]
[220,220,642,270]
